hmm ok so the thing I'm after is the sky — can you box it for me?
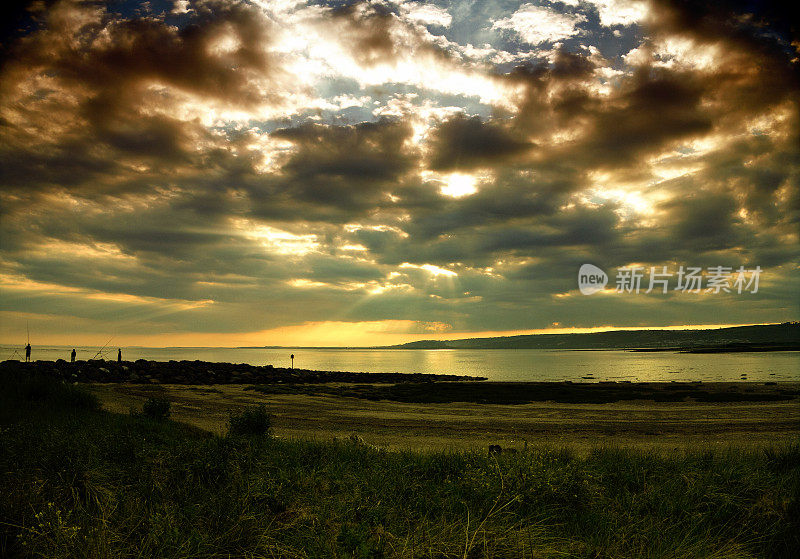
[0,0,798,347]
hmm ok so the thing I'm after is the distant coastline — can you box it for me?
[374,322,800,351]
[633,342,800,353]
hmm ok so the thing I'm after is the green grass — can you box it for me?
[1,372,798,558]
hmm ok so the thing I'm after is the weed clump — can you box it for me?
[228,404,271,436]
[142,397,171,421]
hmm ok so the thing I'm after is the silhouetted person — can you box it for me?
[71,348,76,362]
[25,343,31,362]
[290,354,294,370]
[117,348,122,362]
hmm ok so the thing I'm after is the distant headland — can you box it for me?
[375,322,800,351]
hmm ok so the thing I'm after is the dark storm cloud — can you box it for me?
[572,67,712,168]
[0,201,257,301]
[663,192,742,251]
[264,119,417,214]
[395,190,557,244]
[272,120,414,182]
[644,0,799,121]
[329,0,452,67]
[649,0,799,69]
[503,51,715,171]
[2,0,276,105]
[427,114,532,170]
[0,0,277,201]
[629,1,799,247]
[477,204,622,253]
[341,194,622,270]
[0,140,119,191]
[505,50,596,133]
[696,132,800,226]
[88,110,197,162]
[298,253,385,283]
[331,1,398,66]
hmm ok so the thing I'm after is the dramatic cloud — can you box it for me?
[427,114,532,170]
[0,0,797,345]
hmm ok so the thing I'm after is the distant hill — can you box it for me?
[383,323,800,350]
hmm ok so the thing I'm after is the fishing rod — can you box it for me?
[92,337,115,360]
[96,347,116,360]
[92,335,115,360]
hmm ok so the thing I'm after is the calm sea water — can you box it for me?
[2,345,798,382]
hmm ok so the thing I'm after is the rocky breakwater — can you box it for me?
[0,360,486,385]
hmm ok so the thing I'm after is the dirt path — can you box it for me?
[88,383,800,453]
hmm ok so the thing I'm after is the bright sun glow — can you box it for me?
[232,218,319,256]
[441,173,478,198]
[590,187,654,216]
[399,262,458,277]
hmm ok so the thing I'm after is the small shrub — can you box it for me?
[142,397,171,421]
[228,404,271,436]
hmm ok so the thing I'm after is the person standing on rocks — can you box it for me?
[117,348,122,362]
[25,343,31,362]
[71,349,76,363]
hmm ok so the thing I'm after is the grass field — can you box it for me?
[86,381,800,453]
[1,370,799,557]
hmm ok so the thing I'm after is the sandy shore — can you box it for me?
[88,382,800,454]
